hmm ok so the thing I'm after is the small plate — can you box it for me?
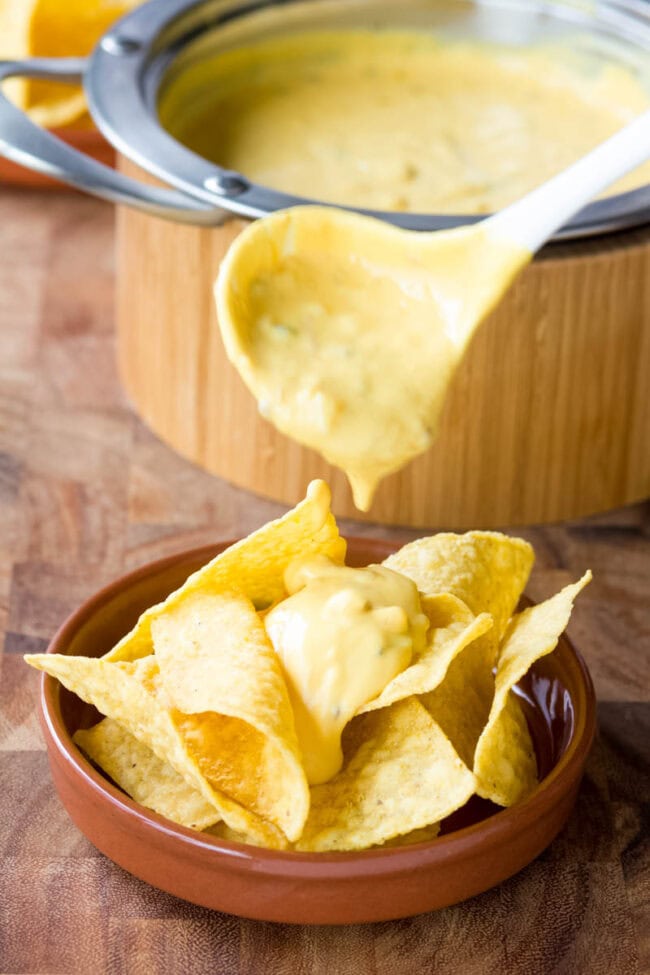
[39,537,596,924]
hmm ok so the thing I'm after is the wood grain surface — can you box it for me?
[0,186,648,975]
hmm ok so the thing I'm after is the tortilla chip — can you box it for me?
[357,593,493,716]
[386,531,533,766]
[151,589,309,841]
[206,819,442,849]
[384,531,534,642]
[296,698,475,851]
[474,572,591,805]
[24,653,286,848]
[74,717,221,831]
[374,823,441,848]
[474,692,537,806]
[103,479,345,663]
[419,630,496,769]
[204,821,267,845]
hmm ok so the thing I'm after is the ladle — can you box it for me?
[216,112,650,510]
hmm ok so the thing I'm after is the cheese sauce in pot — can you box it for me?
[161,30,650,214]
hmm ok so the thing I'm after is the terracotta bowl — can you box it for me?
[39,537,596,925]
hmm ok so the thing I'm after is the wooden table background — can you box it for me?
[0,187,648,975]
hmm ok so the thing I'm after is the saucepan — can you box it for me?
[1,0,650,527]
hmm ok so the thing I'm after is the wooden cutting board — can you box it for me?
[0,186,647,974]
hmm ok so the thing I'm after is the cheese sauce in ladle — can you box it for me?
[217,208,528,509]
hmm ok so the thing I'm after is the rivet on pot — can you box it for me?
[101,35,142,55]
[204,172,249,197]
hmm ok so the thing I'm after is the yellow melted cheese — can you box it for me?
[264,555,429,784]
[217,208,528,509]
[162,30,650,213]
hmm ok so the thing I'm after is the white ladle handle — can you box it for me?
[486,110,650,252]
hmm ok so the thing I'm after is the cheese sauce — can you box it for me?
[264,555,429,784]
[161,30,650,213]
[217,207,528,509]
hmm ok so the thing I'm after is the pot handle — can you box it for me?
[0,56,222,224]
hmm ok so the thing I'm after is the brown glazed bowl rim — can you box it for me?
[40,536,597,883]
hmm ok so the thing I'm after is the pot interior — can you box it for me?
[154,0,650,219]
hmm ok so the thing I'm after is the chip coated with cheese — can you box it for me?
[357,593,493,720]
[104,478,345,663]
[264,555,429,784]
